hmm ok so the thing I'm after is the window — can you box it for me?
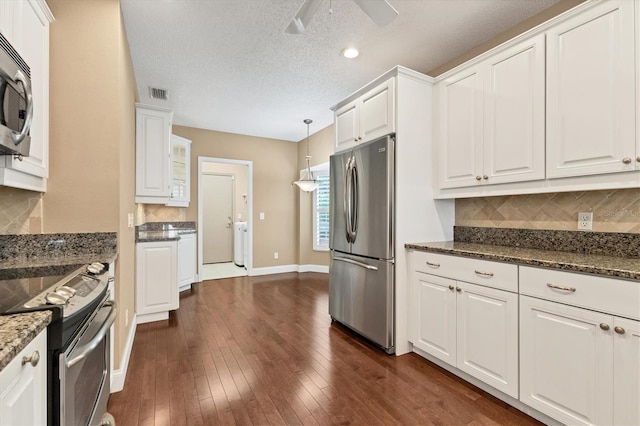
[313,166,330,251]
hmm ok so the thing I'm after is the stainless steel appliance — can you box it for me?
[0,32,32,157]
[329,133,395,353]
[0,263,117,426]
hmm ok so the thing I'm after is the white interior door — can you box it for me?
[202,174,234,264]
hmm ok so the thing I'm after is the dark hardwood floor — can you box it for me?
[107,273,540,426]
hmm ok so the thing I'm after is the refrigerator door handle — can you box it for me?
[343,158,353,243]
[333,256,379,271]
[351,157,359,241]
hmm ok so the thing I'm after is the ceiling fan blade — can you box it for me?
[353,0,398,27]
[285,0,323,34]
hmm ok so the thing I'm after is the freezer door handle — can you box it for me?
[333,256,378,271]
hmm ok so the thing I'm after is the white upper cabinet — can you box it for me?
[546,0,636,178]
[334,78,395,152]
[0,0,53,192]
[135,104,173,203]
[437,35,545,189]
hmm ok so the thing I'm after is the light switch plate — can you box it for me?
[260,212,265,220]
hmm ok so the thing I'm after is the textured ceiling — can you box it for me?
[120,0,560,142]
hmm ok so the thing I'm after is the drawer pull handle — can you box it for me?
[22,351,40,367]
[426,261,440,268]
[474,270,494,277]
[448,285,454,291]
[599,323,610,331]
[547,283,576,292]
[614,326,625,335]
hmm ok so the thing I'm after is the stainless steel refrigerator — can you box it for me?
[329,133,395,353]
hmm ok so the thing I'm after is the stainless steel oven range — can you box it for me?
[0,263,117,426]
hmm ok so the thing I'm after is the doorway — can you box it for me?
[198,157,253,281]
[202,173,234,264]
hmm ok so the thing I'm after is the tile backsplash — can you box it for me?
[456,188,640,233]
[140,204,186,223]
[0,187,42,234]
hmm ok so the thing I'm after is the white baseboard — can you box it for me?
[298,264,329,273]
[110,314,137,393]
[249,264,298,276]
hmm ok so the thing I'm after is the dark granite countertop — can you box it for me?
[405,241,640,281]
[0,311,51,371]
[135,221,196,242]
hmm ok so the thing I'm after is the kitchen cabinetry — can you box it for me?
[437,35,545,189]
[0,329,47,425]
[334,78,395,152]
[136,240,178,323]
[0,0,53,192]
[519,266,640,425]
[166,134,191,207]
[135,104,173,203]
[546,0,636,179]
[177,232,196,291]
[409,252,519,398]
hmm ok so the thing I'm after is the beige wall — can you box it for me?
[45,0,137,370]
[202,162,249,221]
[173,125,298,269]
[296,124,334,266]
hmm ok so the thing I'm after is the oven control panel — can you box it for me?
[22,264,109,317]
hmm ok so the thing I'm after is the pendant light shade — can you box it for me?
[293,119,319,192]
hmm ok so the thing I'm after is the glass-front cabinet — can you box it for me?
[167,134,191,207]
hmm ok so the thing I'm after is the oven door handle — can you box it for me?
[65,300,117,368]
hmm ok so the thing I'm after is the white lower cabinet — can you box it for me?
[136,240,178,323]
[177,232,196,291]
[411,270,519,398]
[0,329,47,425]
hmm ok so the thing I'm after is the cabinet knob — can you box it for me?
[599,323,610,331]
[358,137,362,141]
[614,326,625,335]
[22,351,40,367]
[483,175,488,180]
[636,156,640,163]
[448,285,454,291]
[475,176,482,181]
[622,157,632,164]
[456,287,462,292]
[354,138,358,142]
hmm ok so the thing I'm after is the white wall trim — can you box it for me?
[298,264,329,273]
[249,264,299,276]
[110,314,137,393]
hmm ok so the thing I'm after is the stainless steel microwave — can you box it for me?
[0,32,32,157]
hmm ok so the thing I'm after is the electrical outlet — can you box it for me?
[260,212,265,220]
[127,213,134,228]
[578,212,593,230]
[274,252,279,259]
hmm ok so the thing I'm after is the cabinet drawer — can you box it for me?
[520,266,640,320]
[412,251,518,292]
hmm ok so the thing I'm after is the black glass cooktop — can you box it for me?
[0,264,83,313]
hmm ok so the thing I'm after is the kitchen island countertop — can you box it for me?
[405,241,640,281]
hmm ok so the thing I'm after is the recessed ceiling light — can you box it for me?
[342,47,359,59]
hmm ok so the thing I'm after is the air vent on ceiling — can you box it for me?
[149,87,168,100]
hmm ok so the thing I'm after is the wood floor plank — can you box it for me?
[109,273,542,426]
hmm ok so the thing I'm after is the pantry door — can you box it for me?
[202,174,234,263]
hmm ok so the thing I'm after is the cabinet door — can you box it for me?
[0,330,47,425]
[613,317,640,426]
[456,282,518,398]
[135,105,172,201]
[166,134,191,207]
[546,0,636,178]
[177,233,196,290]
[437,65,483,188]
[0,1,20,46]
[483,34,545,185]
[520,295,613,425]
[136,241,178,315]
[412,272,457,365]
[335,100,359,152]
[360,78,395,143]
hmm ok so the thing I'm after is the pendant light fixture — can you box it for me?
[293,119,319,192]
